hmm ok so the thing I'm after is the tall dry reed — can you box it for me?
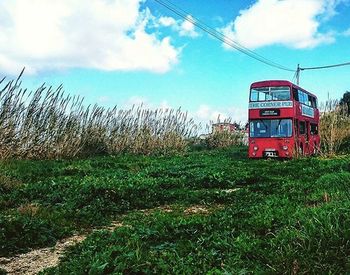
[319,99,350,156]
[0,71,198,159]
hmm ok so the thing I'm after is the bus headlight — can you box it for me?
[253,146,259,151]
[282,145,288,151]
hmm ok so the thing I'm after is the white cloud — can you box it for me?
[159,100,171,110]
[322,0,349,20]
[196,104,226,122]
[221,0,340,49]
[196,104,212,120]
[158,16,177,27]
[0,0,179,75]
[344,27,350,36]
[124,96,149,108]
[159,15,199,38]
[179,15,199,38]
[97,96,111,104]
[120,96,172,112]
[99,96,247,130]
[195,104,247,125]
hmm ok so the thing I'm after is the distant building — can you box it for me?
[198,133,209,140]
[212,122,236,133]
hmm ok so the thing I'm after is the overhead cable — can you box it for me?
[155,0,350,81]
[154,0,295,72]
[300,61,350,71]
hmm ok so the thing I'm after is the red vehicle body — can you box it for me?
[248,80,320,158]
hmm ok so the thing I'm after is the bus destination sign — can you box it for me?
[249,101,293,109]
[260,109,280,116]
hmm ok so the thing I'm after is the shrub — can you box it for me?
[196,118,246,149]
[204,131,245,149]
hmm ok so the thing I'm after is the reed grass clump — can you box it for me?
[319,99,350,156]
[0,72,198,159]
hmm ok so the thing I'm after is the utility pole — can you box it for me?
[296,64,301,85]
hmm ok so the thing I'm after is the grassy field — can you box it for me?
[1,146,350,274]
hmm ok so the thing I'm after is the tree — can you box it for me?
[340,91,350,115]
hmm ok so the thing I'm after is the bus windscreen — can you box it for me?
[250,119,292,138]
[250,86,291,101]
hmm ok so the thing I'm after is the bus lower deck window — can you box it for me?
[310,124,318,135]
[299,121,306,135]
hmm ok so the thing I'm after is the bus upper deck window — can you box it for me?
[251,86,291,102]
[293,88,298,101]
[250,90,258,101]
[310,96,317,108]
[259,90,270,101]
[270,87,290,100]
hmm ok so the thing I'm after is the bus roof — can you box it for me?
[250,80,317,98]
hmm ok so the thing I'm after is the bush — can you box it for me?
[204,131,245,149]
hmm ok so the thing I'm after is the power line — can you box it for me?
[296,62,350,84]
[154,0,295,72]
[154,0,350,84]
[156,0,272,65]
[300,61,350,71]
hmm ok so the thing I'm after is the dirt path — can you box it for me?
[0,235,86,275]
[0,202,232,274]
[0,221,123,275]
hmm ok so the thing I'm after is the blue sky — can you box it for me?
[1,0,350,124]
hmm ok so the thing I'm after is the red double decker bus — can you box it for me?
[248,80,320,158]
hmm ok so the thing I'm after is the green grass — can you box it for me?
[1,146,350,273]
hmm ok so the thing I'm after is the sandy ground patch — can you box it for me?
[0,201,231,274]
[0,222,123,275]
[0,235,85,275]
